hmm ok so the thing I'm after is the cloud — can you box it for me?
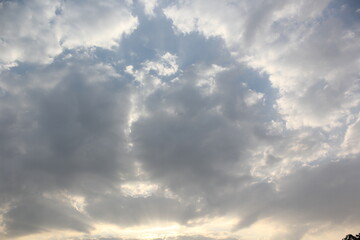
[0,55,132,236]
[0,1,359,240]
[0,0,62,65]
[139,0,158,17]
[57,0,138,49]
[164,0,360,129]
[0,0,138,67]
[85,193,192,226]
[257,155,360,240]
[4,195,92,237]
[341,116,360,156]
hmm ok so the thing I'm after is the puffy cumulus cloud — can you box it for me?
[164,0,360,130]
[139,0,158,17]
[57,0,138,49]
[0,0,138,67]
[142,52,178,77]
[0,0,62,65]
[125,52,179,87]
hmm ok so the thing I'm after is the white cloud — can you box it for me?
[57,0,138,49]
[139,0,158,17]
[120,181,159,198]
[244,90,264,106]
[195,64,227,96]
[341,116,360,156]
[0,0,138,67]
[0,0,62,65]
[164,0,360,130]
[143,52,179,76]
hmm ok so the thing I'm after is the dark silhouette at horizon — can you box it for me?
[343,233,360,240]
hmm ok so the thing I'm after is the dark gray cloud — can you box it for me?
[276,157,360,224]
[4,195,92,237]
[0,58,133,236]
[130,65,263,193]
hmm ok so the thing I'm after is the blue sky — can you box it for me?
[0,1,359,240]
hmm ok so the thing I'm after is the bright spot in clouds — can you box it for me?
[0,0,359,240]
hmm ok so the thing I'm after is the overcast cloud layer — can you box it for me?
[0,1,359,240]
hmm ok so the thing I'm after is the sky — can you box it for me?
[0,0,359,240]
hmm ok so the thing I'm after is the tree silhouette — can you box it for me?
[343,233,360,240]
